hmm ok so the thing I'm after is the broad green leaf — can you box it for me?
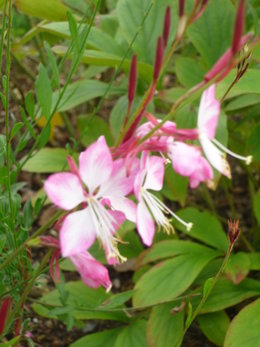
[225,252,251,284]
[133,252,218,307]
[147,302,184,347]
[174,208,229,252]
[224,299,260,347]
[140,240,221,265]
[246,122,260,162]
[15,0,68,20]
[33,281,128,322]
[217,70,260,99]
[248,253,260,270]
[117,0,178,64]
[175,57,205,88]
[198,311,230,346]
[100,290,134,310]
[77,115,113,147]
[191,278,260,313]
[162,165,188,206]
[22,148,71,173]
[52,45,153,82]
[115,320,148,347]
[52,78,123,112]
[39,22,124,56]
[225,94,260,112]
[187,0,235,67]
[70,328,122,347]
[36,64,52,118]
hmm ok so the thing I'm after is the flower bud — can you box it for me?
[228,220,240,245]
[128,54,137,104]
[232,0,245,54]
[179,0,185,17]
[153,37,164,81]
[163,6,171,47]
[0,296,11,334]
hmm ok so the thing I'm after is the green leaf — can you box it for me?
[225,252,251,284]
[224,299,260,347]
[115,320,148,347]
[174,208,229,252]
[203,278,214,297]
[140,240,221,265]
[70,328,122,347]
[133,251,218,307]
[117,0,178,64]
[10,122,23,141]
[247,123,260,162]
[22,148,71,173]
[25,91,35,118]
[52,45,153,82]
[162,165,188,206]
[191,278,260,313]
[187,0,235,67]
[100,290,134,309]
[0,235,6,252]
[36,64,52,118]
[147,302,184,347]
[0,337,20,347]
[39,21,124,56]
[225,94,260,112]
[198,311,230,346]
[254,189,260,224]
[51,78,123,112]
[33,281,128,322]
[67,12,78,52]
[15,0,68,20]
[175,57,205,88]
[248,252,260,270]
[77,115,113,147]
[44,41,60,89]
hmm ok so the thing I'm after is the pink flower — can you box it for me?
[134,152,192,246]
[198,85,252,178]
[44,136,136,261]
[168,141,213,188]
[70,252,112,291]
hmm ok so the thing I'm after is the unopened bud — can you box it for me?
[128,54,137,104]
[153,37,164,81]
[0,296,11,334]
[191,0,209,23]
[179,0,185,17]
[228,220,240,245]
[176,16,187,40]
[67,155,78,175]
[232,0,245,54]
[163,6,171,47]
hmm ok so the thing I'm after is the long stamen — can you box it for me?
[212,138,252,164]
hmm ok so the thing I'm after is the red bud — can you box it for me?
[232,0,245,54]
[153,37,164,81]
[179,0,185,17]
[163,6,171,47]
[228,220,240,245]
[128,54,137,104]
[0,296,11,334]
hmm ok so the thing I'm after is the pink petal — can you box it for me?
[169,142,201,177]
[79,136,113,194]
[44,173,86,210]
[70,252,112,289]
[109,197,137,223]
[137,200,155,246]
[60,209,96,257]
[198,84,220,140]
[189,157,213,189]
[144,155,165,191]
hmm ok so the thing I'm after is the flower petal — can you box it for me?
[189,157,213,189]
[60,209,96,257]
[198,84,220,140]
[109,197,137,223]
[137,200,155,246]
[200,134,231,178]
[144,155,165,191]
[70,252,112,289]
[79,136,113,194]
[44,173,86,210]
[169,142,201,177]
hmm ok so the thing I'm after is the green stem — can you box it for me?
[0,0,8,70]
[180,244,234,343]
[0,210,63,272]
[3,249,53,335]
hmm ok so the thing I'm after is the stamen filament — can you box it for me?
[212,138,252,164]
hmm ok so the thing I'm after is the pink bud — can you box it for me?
[0,296,11,334]
[153,37,164,81]
[179,0,185,17]
[232,0,245,54]
[163,6,171,47]
[192,0,209,22]
[67,155,79,176]
[128,54,137,104]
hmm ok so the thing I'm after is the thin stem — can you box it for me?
[0,0,8,70]
[0,210,63,272]
[180,244,234,343]
[3,250,53,335]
